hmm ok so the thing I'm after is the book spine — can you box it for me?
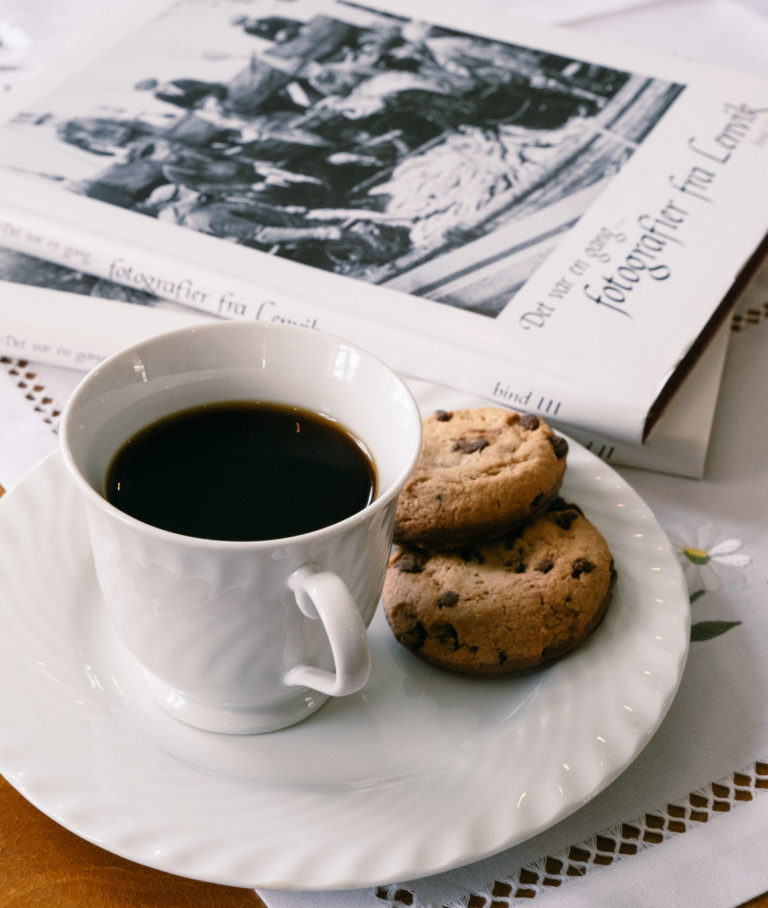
[6,282,713,479]
[0,283,213,370]
[0,204,313,324]
[0,206,650,445]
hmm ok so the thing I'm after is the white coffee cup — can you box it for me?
[59,322,421,734]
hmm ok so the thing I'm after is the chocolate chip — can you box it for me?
[434,622,459,650]
[459,546,485,564]
[435,409,453,421]
[396,553,424,573]
[452,437,490,454]
[520,413,539,430]
[498,650,508,665]
[438,590,459,608]
[550,500,583,517]
[555,509,580,530]
[530,492,544,508]
[571,558,594,578]
[535,558,554,574]
[503,554,526,572]
[400,621,427,650]
[550,436,569,459]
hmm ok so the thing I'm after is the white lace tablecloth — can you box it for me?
[2,1,768,906]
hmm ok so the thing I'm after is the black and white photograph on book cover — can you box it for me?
[0,0,683,317]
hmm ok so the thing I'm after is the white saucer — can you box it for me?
[0,398,689,890]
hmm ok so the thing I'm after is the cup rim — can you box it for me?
[59,322,422,549]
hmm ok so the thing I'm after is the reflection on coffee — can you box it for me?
[105,401,377,540]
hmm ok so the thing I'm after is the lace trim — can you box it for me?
[731,264,768,332]
[374,761,768,907]
[1,356,61,429]
[732,301,768,331]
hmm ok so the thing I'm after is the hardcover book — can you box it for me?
[0,0,766,449]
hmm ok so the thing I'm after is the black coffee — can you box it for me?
[105,401,377,541]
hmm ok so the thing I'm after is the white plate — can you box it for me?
[0,390,689,891]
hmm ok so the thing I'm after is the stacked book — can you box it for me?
[2,0,767,476]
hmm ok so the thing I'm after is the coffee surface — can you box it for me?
[105,401,376,540]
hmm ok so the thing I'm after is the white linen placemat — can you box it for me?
[531,795,768,908]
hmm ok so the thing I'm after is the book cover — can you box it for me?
[0,0,767,444]
[2,250,748,479]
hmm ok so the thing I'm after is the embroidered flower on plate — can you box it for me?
[671,522,751,592]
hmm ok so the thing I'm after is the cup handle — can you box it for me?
[283,565,371,696]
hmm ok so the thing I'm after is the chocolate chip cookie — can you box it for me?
[383,500,616,675]
[394,408,568,548]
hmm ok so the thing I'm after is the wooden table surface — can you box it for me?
[0,775,267,907]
